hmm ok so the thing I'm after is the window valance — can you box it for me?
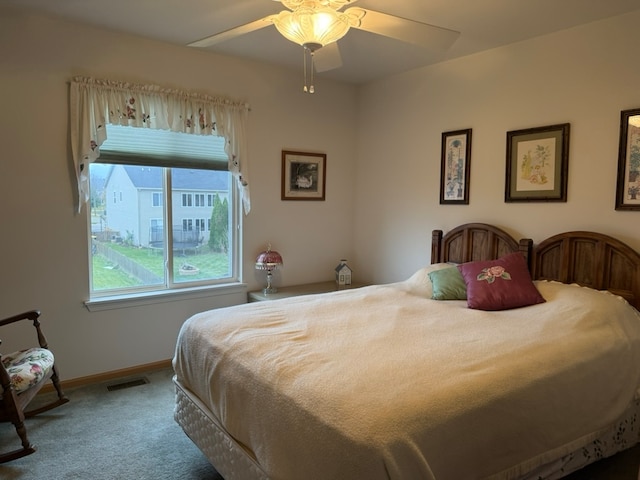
[69,76,251,214]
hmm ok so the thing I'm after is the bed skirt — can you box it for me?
[520,395,640,480]
[174,376,639,480]
[173,377,268,480]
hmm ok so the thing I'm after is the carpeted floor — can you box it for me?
[0,368,221,480]
[0,367,638,479]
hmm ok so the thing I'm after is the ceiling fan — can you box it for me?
[188,0,460,93]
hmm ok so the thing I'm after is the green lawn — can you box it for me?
[92,254,142,290]
[92,243,231,290]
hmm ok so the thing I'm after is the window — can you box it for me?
[88,125,239,298]
[182,218,194,231]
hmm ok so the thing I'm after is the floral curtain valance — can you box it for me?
[69,76,251,214]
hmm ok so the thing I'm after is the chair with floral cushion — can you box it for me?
[0,310,69,463]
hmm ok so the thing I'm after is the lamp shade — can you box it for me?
[255,246,283,270]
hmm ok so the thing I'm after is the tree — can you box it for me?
[208,194,229,253]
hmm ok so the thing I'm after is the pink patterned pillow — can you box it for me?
[457,252,545,311]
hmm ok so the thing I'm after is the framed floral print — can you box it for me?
[505,123,570,202]
[615,108,640,211]
[440,129,472,205]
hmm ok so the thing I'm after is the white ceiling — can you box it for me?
[4,0,640,84]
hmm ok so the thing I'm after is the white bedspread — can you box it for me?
[173,270,640,480]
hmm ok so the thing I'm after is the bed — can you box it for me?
[173,223,640,480]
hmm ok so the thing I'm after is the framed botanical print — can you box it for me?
[440,129,472,205]
[615,108,640,211]
[505,123,570,202]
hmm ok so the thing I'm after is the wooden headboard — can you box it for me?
[532,231,640,310]
[432,223,532,266]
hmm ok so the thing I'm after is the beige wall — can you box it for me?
[354,10,640,284]
[0,7,357,379]
[2,7,640,380]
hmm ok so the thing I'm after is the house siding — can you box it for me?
[103,166,229,247]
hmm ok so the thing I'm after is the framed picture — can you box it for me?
[505,123,570,202]
[615,108,640,211]
[281,150,326,201]
[440,129,472,205]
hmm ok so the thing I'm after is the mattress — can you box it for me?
[173,267,640,479]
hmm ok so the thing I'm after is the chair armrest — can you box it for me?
[0,310,40,328]
[0,311,49,350]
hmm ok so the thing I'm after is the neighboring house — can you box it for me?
[103,165,229,248]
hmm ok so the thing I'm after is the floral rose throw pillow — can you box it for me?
[457,252,545,311]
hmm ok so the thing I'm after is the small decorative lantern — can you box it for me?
[255,244,283,294]
[335,259,352,287]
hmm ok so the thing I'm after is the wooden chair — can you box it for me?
[0,310,69,463]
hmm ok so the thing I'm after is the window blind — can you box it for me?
[99,125,228,170]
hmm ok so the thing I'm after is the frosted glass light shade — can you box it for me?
[280,0,353,9]
[271,5,351,47]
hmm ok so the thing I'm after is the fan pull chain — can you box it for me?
[303,47,308,93]
[310,51,315,94]
[302,46,315,94]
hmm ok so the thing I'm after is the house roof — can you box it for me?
[122,166,229,191]
[335,263,353,273]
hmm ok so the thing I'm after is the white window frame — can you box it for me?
[86,126,243,309]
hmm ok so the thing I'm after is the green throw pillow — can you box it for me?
[429,267,467,300]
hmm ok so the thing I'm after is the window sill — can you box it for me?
[84,283,247,312]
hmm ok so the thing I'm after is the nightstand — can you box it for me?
[248,281,366,302]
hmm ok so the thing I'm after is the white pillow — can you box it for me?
[404,263,456,298]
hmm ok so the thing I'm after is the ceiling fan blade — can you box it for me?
[313,42,343,72]
[347,8,460,52]
[188,16,274,48]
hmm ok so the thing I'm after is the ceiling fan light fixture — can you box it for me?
[268,1,366,93]
[272,5,351,47]
[278,0,355,13]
